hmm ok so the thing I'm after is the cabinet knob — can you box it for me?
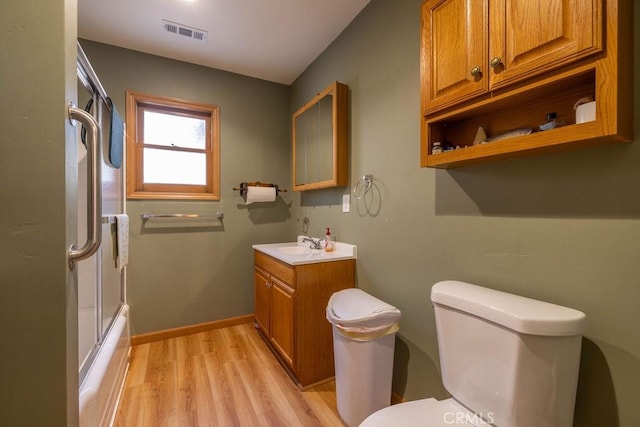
[490,57,502,68]
[470,66,481,77]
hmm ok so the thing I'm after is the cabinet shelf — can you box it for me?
[425,121,608,168]
[422,67,631,168]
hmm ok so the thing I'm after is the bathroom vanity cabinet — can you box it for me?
[253,250,355,388]
[420,0,633,168]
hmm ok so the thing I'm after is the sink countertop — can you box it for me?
[253,236,357,266]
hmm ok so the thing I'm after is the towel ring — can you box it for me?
[353,174,373,200]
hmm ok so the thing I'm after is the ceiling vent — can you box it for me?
[162,20,208,42]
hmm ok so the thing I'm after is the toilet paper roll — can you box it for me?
[244,186,277,204]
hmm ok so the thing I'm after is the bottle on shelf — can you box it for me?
[432,141,443,154]
[539,112,566,131]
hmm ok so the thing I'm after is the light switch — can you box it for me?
[342,194,350,213]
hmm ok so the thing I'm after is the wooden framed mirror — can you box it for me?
[292,81,348,191]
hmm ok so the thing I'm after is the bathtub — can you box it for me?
[79,304,131,426]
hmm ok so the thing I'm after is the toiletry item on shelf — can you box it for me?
[432,141,443,154]
[574,97,596,124]
[539,112,566,131]
[472,126,487,145]
[485,127,533,142]
[442,141,456,151]
[324,227,334,252]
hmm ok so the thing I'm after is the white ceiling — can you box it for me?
[78,0,371,85]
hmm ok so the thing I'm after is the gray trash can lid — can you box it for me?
[326,288,401,329]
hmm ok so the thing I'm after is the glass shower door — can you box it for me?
[99,100,124,338]
[76,84,99,378]
[76,63,125,384]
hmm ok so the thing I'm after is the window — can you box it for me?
[126,91,220,200]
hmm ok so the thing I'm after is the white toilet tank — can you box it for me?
[431,281,586,427]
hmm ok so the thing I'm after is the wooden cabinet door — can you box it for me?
[422,0,488,112]
[254,268,270,333]
[488,0,602,89]
[269,278,294,365]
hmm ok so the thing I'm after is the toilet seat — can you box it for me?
[359,398,491,427]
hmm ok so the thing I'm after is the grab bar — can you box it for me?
[68,102,102,269]
[141,212,224,222]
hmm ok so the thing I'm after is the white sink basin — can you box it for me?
[253,236,357,265]
[276,246,313,255]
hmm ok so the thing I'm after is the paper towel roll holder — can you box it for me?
[233,181,287,197]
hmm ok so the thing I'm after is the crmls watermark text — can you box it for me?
[443,411,495,425]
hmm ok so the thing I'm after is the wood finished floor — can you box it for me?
[114,323,346,426]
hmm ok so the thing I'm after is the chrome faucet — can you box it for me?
[302,236,323,250]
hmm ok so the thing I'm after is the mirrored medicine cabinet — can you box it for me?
[292,81,348,191]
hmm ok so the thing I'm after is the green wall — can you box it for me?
[79,40,292,335]
[4,0,635,424]
[290,0,640,425]
[0,0,79,425]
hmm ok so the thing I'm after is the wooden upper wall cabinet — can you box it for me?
[422,0,488,112]
[420,0,633,169]
[488,0,603,90]
[423,0,603,113]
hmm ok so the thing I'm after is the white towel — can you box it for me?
[115,214,129,270]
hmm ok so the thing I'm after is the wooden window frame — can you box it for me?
[126,91,220,200]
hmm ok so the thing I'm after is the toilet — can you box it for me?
[360,280,586,427]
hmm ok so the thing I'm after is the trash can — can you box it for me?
[326,288,401,427]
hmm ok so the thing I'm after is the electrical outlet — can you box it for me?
[342,194,350,213]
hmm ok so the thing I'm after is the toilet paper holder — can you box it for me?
[233,181,287,198]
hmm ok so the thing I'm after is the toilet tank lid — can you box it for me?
[431,281,586,336]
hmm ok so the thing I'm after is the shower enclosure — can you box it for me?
[75,42,130,426]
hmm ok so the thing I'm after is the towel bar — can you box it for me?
[141,212,224,222]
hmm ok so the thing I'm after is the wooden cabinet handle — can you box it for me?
[470,66,481,76]
[490,57,502,68]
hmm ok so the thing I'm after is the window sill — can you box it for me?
[127,191,220,201]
